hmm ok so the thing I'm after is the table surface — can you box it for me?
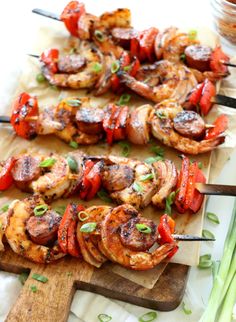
[0,1,236,321]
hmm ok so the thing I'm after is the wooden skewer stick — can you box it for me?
[173,234,215,241]
[32,8,61,21]
[220,60,236,68]
[28,54,40,59]
[212,94,236,108]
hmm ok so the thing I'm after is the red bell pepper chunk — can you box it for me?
[175,156,190,213]
[111,52,131,93]
[189,167,206,213]
[86,162,102,201]
[60,1,86,37]
[103,104,120,145]
[58,203,74,253]
[183,161,198,210]
[10,92,39,140]
[79,160,94,200]
[40,48,59,74]
[158,214,175,244]
[187,82,204,106]
[113,106,129,141]
[130,37,139,58]
[199,79,216,116]
[129,57,140,77]
[205,114,228,140]
[210,46,230,75]
[139,27,159,62]
[0,157,16,191]
[67,204,84,257]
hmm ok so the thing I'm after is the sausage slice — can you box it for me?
[76,107,105,135]
[111,27,137,48]
[173,111,206,139]
[184,45,212,72]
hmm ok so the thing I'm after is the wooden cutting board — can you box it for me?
[0,246,189,322]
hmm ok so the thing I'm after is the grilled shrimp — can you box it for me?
[5,195,65,263]
[120,60,197,104]
[150,100,225,154]
[42,41,103,89]
[100,205,176,270]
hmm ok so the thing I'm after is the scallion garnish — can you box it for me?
[206,212,220,224]
[202,229,215,240]
[165,190,179,215]
[123,65,131,72]
[78,211,90,222]
[34,205,48,217]
[93,62,102,73]
[36,73,46,83]
[69,141,79,149]
[198,254,212,269]
[188,29,197,40]
[66,156,78,172]
[32,273,48,283]
[66,99,81,107]
[97,189,112,203]
[50,85,59,91]
[198,161,203,169]
[136,223,152,234]
[97,313,112,322]
[1,204,9,213]
[180,53,186,62]
[111,61,120,74]
[80,222,97,233]
[155,111,167,119]
[94,30,105,42]
[182,302,192,315]
[144,156,163,164]
[30,285,37,293]
[138,311,157,322]
[67,272,72,277]
[18,272,29,285]
[69,47,77,54]
[118,93,131,106]
[39,158,56,168]
[150,145,164,158]
[54,205,66,216]
[140,173,154,182]
[118,141,131,157]
[133,182,143,193]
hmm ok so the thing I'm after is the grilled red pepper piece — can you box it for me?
[187,82,205,106]
[0,157,16,191]
[175,156,190,213]
[40,48,59,73]
[79,160,94,200]
[139,27,159,62]
[158,214,175,244]
[210,46,230,74]
[10,92,39,140]
[129,57,140,77]
[60,1,85,37]
[67,204,84,257]
[189,167,206,213]
[205,114,228,140]
[111,52,131,93]
[86,162,102,201]
[58,203,74,253]
[199,79,216,116]
[103,104,120,145]
[183,161,198,210]
[130,37,139,58]
[113,106,129,141]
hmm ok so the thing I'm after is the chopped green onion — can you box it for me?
[111,60,120,73]
[66,156,78,172]
[69,47,77,54]
[78,211,90,222]
[67,272,73,277]
[206,212,220,224]
[136,223,152,234]
[138,311,158,322]
[198,254,212,269]
[118,141,131,157]
[212,260,220,282]
[188,29,197,40]
[36,73,46,83]
[97,189,112,203]
[202,229,215,240]
[18,272,29,285]
[33,205,48,217]
[180,53,186,62]
[66,99,81,107]
[133,182,143,193]
[69,141,79,149]
[30,285,37,293]
[50,85,59,91]
[150,145,164,158]
[165,190,179,215]
[182,302,192,315]
[80,222,97,233]
[92,62,102,73]
[123,65,131,72]
[118,93,131,106]
[198,161,203,169]
[54,205,66,216]
[140,173,154,182]
[144,156,163,164]
[32,273,48,283]
[39,158,56,168]
[94,30,105,42]
[98,314,112,322]
[155,111,167,119]
[1,204,9,213]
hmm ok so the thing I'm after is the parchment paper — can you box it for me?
[0,26,236,289]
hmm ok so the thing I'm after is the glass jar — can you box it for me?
[211,0,236,46]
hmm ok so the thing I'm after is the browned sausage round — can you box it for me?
[76,107,105,135]
[111,27,137,48]
[101,164,134,192]
[11,155,42,191]
[120,217,158,251]
[184,45,212,72]
[173,111,206,139]
[26,210,61,246]
[58,55,86,73]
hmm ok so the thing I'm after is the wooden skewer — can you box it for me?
[173,234,215,241]
[32,8,61,21]
[220,60,236,68]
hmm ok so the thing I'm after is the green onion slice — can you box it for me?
[39,158,56,168]
[150,145,164,157]
[123,65,131,72]
[66,99,81,107]
[19,272,29,285]
[180,53,186,62]
[188,29,197,40]
[66,156,78,172]
[144,156,163,164]
[80,222,97,233]
[140,173,154,182]
[111,61,120,73]
[202,229,215,240]
[97,189,112,203]
[1,204,9,213]
[182,302,192,315]
[36,73,46,83]
[198,254,212,269]
[138,311,158,322]
[78,211,90,222]
[93,62,102,73]
[133,182,143,193]
[34,205,48,217]
[30,285,37,293]
[32,273,48,283]
[98,313,112,322]
[118,93,131,106]
[118,141,131,157]
[206,212,220,224]
[94,30,105,42]
[54,205,66,216]
[198,161,203,169]
[155,111,167,119]
[165,190,179,215]
[69,141,79,149]
[136,223,152,234]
